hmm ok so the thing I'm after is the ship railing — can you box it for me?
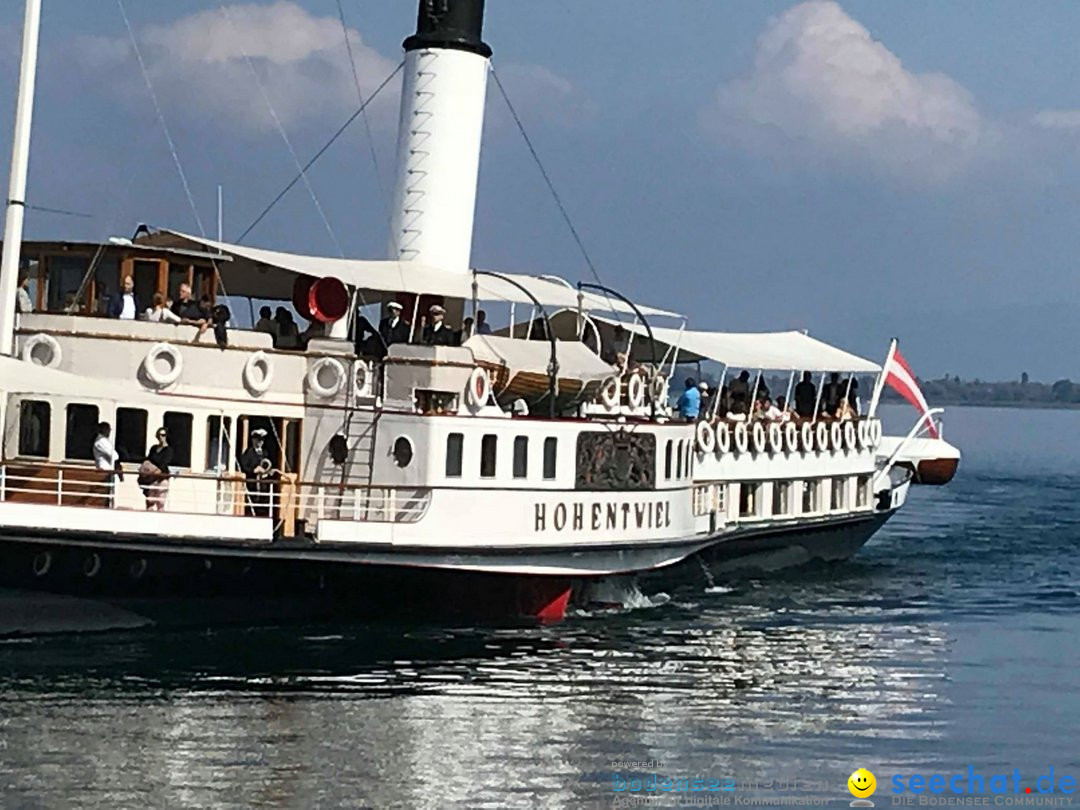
[0,462,431,528]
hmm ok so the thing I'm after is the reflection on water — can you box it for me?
[1,406,1079,808]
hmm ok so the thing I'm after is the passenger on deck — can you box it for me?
[254,306,279,340]
[145,293,180,323]
[171,283,205,324]
[16,273,33,314]
[761,397,783,421]
[93,422,121,508]
[603,325,630,371]
[776,395,792,421]
[423,304,455,346]
[298,319,326,349]
[239,428,274,518]
[458,317,474,345]
[677,377,701,422]
[794,371,817,418]
[378,301,409,350]
[822,372,843,416]
[475,309,492,335]
[753,373,771,402]
[141,428,173,511]
[108,275,139,320]
[846,377,861,415]
[728,370,751,415]
[698,381,712,419]
[274,308,300,349]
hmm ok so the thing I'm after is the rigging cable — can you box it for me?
[117,0,207,239]
[218,2,343,258]
[336,0,388,215]
[236,61,403,245]
[489,64,621,322]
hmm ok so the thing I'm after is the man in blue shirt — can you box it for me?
[676,377,701,422]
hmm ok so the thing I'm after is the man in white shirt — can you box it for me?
[475,309,492,335]
[110,275,139,320]
[93,422,120,507]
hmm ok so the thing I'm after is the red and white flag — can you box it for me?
[877,340,939,438]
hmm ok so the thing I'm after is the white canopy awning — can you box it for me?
[593,316,880,373]
[155,231,678,318]
[463,335,614,383]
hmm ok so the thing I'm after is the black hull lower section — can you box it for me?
[0,539,573,635]
[693,511,893,573]
[0,510,893,634]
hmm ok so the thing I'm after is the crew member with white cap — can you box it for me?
[378,300,410,349]
[239,427,274,517]
[423,303,455,346]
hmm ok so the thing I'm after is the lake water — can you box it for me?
[1,405,1078,808]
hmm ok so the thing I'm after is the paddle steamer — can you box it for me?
[0,0,953,625]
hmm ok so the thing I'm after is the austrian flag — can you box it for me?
[881,341,939,438]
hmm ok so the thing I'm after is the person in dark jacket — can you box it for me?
[378,301,410,352]
[141,427,174,511]
[794,371,817,418]
[422,304,455,346]
[108,275,140,320]
[238,428,274,517]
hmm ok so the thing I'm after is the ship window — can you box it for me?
[206,416,233,472]
[543,437,557,480]
[65,403,99,461]
[18,400,50,458]
[772,481,791,516]
[664,440,672,480]
[856,475,870,508]
[513,436,528,479]
[163,411,193,468]
[802,480,820,513]
[480,434,497,478]
[393,436,414,468]
[739,483,759,518]
[445,433,463,478]
[676,441,684,479]
[116,408,148,463]
[831,478,846,511]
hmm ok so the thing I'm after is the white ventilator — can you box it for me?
[387,1,492,272]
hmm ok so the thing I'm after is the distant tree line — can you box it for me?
[882,373,1080,407]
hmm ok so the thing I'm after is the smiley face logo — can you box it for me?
[848,768,877,798]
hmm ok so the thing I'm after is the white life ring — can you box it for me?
[466,366,491,409]
[830,422,843,453]
[784,421,799,454]
[627,373,646,409]
[857,419,869,448]
[801,421,814,453]
[768,422,783,454]
[816,422,829,453]
[844,421,857,452]
[734,421,750,454]
[143,342,183,387]
[354,361,370,398]
[752,421,767,454]
[651,375,669,405]
[243,351,273,395]
[869,418,883,448]
[21,333,62,368]
[307,357,345,399]
[696,419,715,454]
[715,422,731,455]
[600,376,620,409]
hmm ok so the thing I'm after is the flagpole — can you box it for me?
[867,338,897,417]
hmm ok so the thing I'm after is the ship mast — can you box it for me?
[0,0,42,356]
[387,0,492,272]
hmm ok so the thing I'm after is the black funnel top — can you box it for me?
[404,0,492,58]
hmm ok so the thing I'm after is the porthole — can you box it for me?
[393,436,414,468]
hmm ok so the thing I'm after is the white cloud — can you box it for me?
[75,1,399,135]
[702,0,989,184]
[1032,109,1080,132]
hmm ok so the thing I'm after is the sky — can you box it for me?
[3,0,1080,381]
